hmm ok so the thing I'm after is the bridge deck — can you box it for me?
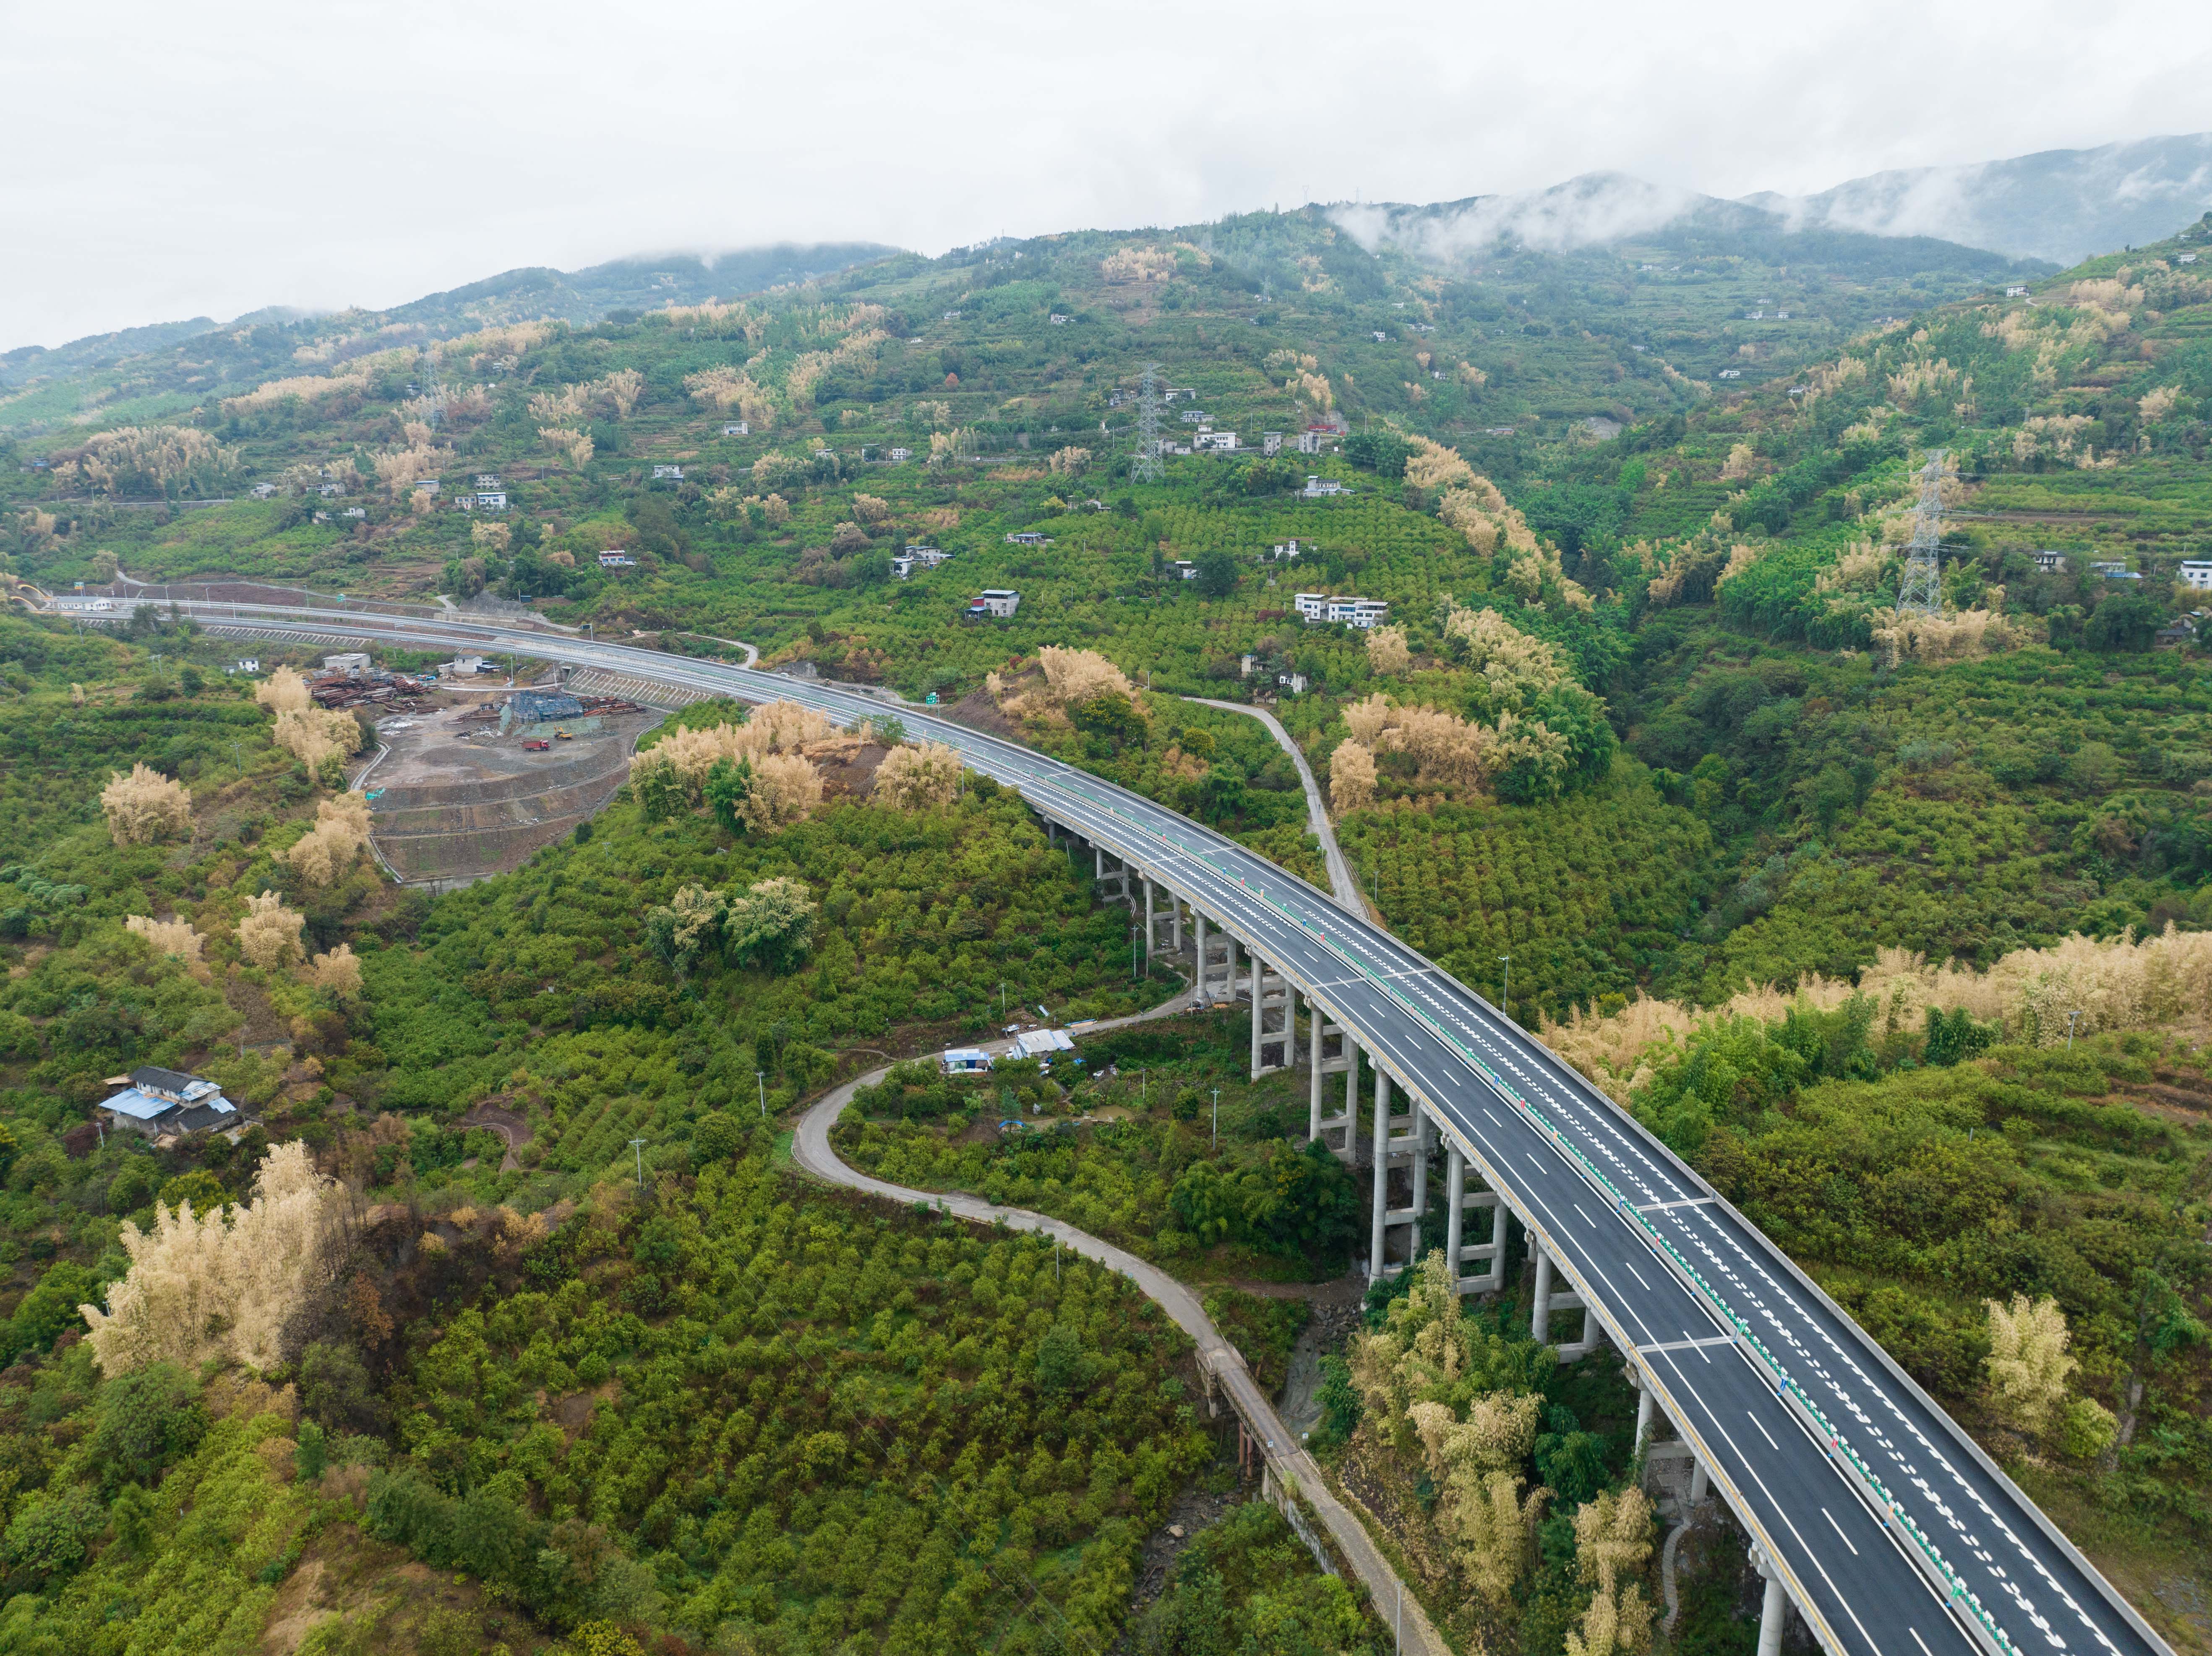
[105,599,2167,1656]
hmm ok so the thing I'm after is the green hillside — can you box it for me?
[0,195,2209,1653]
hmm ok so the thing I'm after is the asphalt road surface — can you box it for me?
[104,598,2166,1656]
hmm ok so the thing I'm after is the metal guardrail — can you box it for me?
[76,598,2142,1656]
[1051,781,2018,1656]
[65,601,2105,1645]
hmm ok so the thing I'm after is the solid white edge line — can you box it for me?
[160,605,2144,1656]
[1824,1507,1861,1556]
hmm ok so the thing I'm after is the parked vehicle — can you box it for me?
[522,739,550,752]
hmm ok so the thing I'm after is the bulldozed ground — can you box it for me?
[362,681,656,885]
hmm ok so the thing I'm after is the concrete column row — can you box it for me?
[1095,849,1773,1640]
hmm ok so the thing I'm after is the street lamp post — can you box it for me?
[1499,955,1511,1021]
[756,1072,767,1117]
[629,1138,647,1189]
[1211,1087,1221,1151]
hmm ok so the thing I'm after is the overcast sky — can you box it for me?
[8,0,2210,349]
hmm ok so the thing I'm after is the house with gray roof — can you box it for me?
[101,1066,239,1139]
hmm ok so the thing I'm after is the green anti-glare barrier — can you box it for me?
[153,624,2021,1656]
[1046,779,2022,1656]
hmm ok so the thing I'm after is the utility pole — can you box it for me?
[2066,1010,2081,1050]
[1499,955,1511,1021]
[629,1138,647,1189]
[1211,1087,1221,1151]
[756,1072,767,1117]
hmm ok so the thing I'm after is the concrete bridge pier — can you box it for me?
[1528,1240,1599,1360]
[1308,1000,1356,1161]
[1750,1543,1790,1656]
[1443,1149,1508,1294]
[1194,915,1238,1005]
[1367,1067,1424,1282]
[1143,879,1185,960]
[1251,960,1293,1077]
[1093,846,1134,909]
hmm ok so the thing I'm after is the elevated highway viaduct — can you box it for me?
[69,595,2170,1656]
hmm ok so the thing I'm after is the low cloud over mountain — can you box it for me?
[1741,133,2212,266]
[1334,134,2212,270]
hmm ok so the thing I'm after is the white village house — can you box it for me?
[1294,592,1388,628]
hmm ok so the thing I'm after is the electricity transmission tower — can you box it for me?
[1896,448,1948,615]
[1131,362,1163,483]
[413,358,448,430]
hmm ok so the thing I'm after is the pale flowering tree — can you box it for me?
[310,943,364,1000]
[125,914,206,966]
[101,764,191,846]
[237,891,307,969]
[253,665,312,714]
[279,792,373,887]
[1328,742,1377,812]
[874,742,961,811]
[81,1141,351,1375]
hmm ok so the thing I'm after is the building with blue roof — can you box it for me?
[101,1065,239,1139]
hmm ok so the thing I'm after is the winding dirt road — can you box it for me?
[790,1011,1445,1656]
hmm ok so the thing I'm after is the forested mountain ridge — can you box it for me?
[0,178,2211,1654]
[1741,130,2212,266]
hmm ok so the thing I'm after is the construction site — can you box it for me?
[341,659,668,888]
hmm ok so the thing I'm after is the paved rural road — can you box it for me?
[792,1021,1449,1656]
[83,596,2169,1656]
[1181,696,1362,913]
